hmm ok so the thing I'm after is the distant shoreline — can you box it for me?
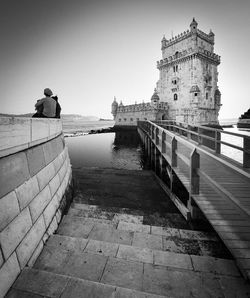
[64,126,115,138]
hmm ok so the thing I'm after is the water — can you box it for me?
[64,120,250,169]
[65,131,144,170]
[221,125,250,164]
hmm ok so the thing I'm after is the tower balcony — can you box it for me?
[157,48,220,69]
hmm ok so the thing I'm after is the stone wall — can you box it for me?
[0,117,73,297]
[114,103,168,126]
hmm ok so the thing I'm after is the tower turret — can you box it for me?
[161,35,167,50]
[151,88,160,107]
[190,17,198,33]
[111,96,118,119]
[209,29,215,43]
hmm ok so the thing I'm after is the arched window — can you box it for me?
[174,94,178,101]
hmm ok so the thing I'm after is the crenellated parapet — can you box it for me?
[161,26,214,51]
[161,30,192,49]
[157,47,220,69]
[197,29,214,44]
[117,102,168,113]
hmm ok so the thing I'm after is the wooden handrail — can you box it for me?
[152,120,250,168]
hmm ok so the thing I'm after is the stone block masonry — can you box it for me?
[0,117,73,297]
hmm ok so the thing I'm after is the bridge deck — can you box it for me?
[171,137,250,279]
[138,121,250,279]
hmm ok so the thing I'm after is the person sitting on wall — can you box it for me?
[52,95,62,119]
[32,88,56,118]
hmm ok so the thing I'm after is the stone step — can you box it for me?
[68,205,144,224]
[22,241,245,298]
[8,268,168,298]
[67,208,219,242]
[59,214,229,258]
[70,202,191,229]
[45,234,239,277]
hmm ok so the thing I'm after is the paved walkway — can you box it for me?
[6,169,250,297]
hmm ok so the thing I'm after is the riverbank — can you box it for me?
[63,119,115,137]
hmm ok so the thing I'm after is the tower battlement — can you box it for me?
[112,18,221,126]
[157,47,220,69]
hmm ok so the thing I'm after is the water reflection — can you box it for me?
[65,130,144,170]
[111,130,144,169]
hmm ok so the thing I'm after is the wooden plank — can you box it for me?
[215,226,250,233]
[206,214,247,221]
[219,232,250,241]
[224,240,250,249]
[231,249,250,258]
[210,220,250,227]
[236,259,250,270]
[202,210,240,215]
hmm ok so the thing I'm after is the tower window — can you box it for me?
[176,65,178,72]
[119,119,121,122]
[206,92,208,100]
[130,118,133,121]
[174,94,178,101]
[194,93,198,97]
[124,118,127,121]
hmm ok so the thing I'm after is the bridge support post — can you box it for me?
[170,137,177,192]
[215,131,221,154]
[156,128,159,145]
[150,143,155,170]
[197,127,202,145]
[188,149,202,220]
[151,126,155,140]
[171,137,177,167]
[187,125,192,140]
[155,149,161,176]
[147,137,150,157]
[160,156,168,181]
[162,131,166,153]
[243,137,250,168]
[190,149,200,194]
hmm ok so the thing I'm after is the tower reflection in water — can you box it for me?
[111,130,146,170]
[65,130,145,170]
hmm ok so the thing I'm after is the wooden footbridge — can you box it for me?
[138,120,250,280]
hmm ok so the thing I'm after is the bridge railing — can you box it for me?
[138,120,200,198]
[153,120,250,168]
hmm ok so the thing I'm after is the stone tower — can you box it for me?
[157,18,221,125]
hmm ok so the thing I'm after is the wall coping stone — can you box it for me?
[0,117,62,158]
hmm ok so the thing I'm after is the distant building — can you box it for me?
[112,18,222,126]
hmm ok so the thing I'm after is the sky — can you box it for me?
[0,0,249,120]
